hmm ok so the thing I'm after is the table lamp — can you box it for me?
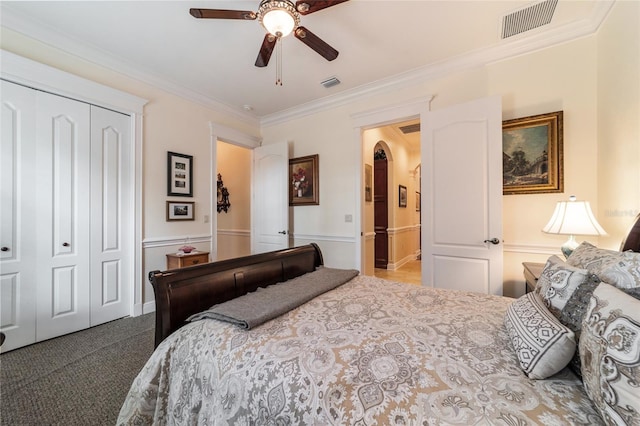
[542,195,607,258]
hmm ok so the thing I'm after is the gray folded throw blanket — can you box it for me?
[187,267,359,329]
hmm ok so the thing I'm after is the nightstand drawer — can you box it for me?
[166,251,210,270]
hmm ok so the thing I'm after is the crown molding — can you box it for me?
[260,0,614,126]
[2,1,614,129]
[0,6,260,128]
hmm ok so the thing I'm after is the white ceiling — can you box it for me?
[1,0,611,124]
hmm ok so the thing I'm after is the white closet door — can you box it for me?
[35,91,91,341]
[89,106,131,325]
[0,81,38,352]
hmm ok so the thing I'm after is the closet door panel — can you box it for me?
[36,92,91,341]
[90,106,131,325]
[0,81,38,352]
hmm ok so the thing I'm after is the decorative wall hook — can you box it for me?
[217,173,230,213]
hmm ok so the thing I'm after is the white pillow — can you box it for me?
[504,292,576,379]
[580,283,640,425]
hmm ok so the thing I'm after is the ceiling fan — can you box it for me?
[190,0,348,68]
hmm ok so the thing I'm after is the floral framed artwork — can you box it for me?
[166,201,194,221]
[502,111,563,195]
[289,154,319,206]
[167,151,193,197]
[399,185,407,208]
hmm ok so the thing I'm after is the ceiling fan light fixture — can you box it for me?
[258,0,300,37]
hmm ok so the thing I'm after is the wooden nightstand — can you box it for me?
[166,251,210,270]
[522,262,545,293]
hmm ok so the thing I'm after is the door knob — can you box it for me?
[278,230,287,235]
[62,242,70,247]
[483,238,500,245]
[0,247,9,252]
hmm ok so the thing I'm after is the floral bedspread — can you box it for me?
[118,275,601,425]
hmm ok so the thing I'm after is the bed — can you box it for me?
[118,217,640,425]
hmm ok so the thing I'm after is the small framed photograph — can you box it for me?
[167,151,193,197]
[502,111,563,195]
[166,201,194,221]
[399,185,407,208]
[364,164,372,202]
[289,154,319,206]
[416,192,421,212]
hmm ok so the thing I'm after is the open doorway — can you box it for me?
[215,140,252,261]
[362,119,422,284]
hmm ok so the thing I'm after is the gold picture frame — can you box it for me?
[289,154,319,206]
[502,111,563,195]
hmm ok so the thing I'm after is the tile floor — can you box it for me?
[372,260,422,285]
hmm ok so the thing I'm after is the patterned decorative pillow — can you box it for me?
[504,292,576,379]
[567,242,640,288]
[557,277,601,377]
[536,255,591,316]
[580,283,640,425]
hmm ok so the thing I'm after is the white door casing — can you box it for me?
[252,142,289,254]
[422,96,503,295]
[1,49,147,322]
[90,106,131,326]
[35,90,92,340]
[1,79,136,351]
[0,81,38,351]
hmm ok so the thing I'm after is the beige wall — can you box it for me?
[216,141,252,260]
[597,0,640,249]
[2,1,637,304]
[262,7,639,297]
[0,27,261,307]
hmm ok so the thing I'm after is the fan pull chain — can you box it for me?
[275,36,283,86]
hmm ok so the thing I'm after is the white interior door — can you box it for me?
[35,91,91,340]
[0,81,38,352]
[90,106,131,325]
[422,96,503,295]
[252,142,289,254]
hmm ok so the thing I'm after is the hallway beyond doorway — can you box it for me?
[373,260,421,286]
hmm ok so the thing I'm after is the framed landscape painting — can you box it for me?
[502,111,563,195]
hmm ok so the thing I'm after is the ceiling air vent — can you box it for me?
[501,0,558,39]
[399,123,420,134]
[320,76,340,88]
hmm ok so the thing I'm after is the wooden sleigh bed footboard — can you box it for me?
[149,243,324,347]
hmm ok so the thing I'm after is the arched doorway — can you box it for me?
[373,146,389,269]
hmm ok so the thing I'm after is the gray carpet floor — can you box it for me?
[1,313,155,426]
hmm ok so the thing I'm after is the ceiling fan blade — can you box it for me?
[255,34,277,67]
[294,26,338,61]
[189,8,256,20]
[295,0,348,15]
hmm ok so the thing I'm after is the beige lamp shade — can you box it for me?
[542,196,606,257]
